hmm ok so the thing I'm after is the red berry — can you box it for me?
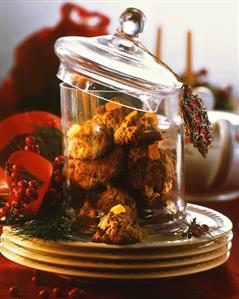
[12,164,21,174]
[53,169,60,176]
[25,188,32,197]
[54,175,63,183]
[28,180,37,188]
[54,155,64,164]
[24,145,35,151]
[25,136,36,145]
[9,286,18,296]
[26,187,38,199]
[52,287,63,297]
[31,274,40,284]
[11,173,18,180]
[67,288,85,299]
[17,180,28,188]
[39,289,49,299]
[12,208,20,217]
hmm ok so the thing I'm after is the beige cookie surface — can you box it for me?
[67,147,124,190]
[96,185,136,214]
[127,144,176,207]
[114,111,162,145]
[92,205,141,245]
[67,120,113,160]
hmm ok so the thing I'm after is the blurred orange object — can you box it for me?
[0,3,110,119]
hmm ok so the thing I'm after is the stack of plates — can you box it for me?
[0,204,233,280]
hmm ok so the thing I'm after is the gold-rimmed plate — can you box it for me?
[0,245,231,280]
[1,230,233,260]
[3,204,232,252]
[1,235,232,270]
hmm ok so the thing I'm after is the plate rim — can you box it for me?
[0,246,230,279]
[1,231,233,260]
[1,236,232,269]
[3,203,233,250]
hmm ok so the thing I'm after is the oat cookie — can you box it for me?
[96,185,136,214]
[67,147,124,190]
[127,142,176,206]
[92,204,141,244]
[67,120,113,160]
[114,111,162,145]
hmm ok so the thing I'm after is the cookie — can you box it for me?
[127,142,176,207]
[92,204,141,244]
[93,97,132,131]
[96,185,136,214]
[114,111,162,145]
[67,120,113,160]
[69,184,103,209]
[67,147,124,190]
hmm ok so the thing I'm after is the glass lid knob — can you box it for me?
[119,7,146,37]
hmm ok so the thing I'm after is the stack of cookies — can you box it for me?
[66,98,177,244]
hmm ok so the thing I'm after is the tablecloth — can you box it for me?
[0,199,239,299]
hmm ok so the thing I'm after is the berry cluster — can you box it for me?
[1,155,65,222]
[0,163,40,220]
[24,136,40,154]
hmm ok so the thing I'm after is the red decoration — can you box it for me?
[3,150,53,215]
[0,111,63,221]
[0,111,61,166]
[0,111,60,151]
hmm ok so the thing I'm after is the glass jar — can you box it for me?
[56,8,186,235]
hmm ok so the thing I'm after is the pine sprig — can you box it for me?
[14,214,74,241]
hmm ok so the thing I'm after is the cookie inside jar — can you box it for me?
[61,81,186,237]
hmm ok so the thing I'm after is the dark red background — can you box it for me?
[0,198,239,299]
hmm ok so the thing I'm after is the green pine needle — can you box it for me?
[14,214,74,241]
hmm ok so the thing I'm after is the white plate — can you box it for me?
[1,231,233,260]
[3,204,232,251]
[0,235,231,270]
[0,245,230,279]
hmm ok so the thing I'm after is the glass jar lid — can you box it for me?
[55,7,182,108]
